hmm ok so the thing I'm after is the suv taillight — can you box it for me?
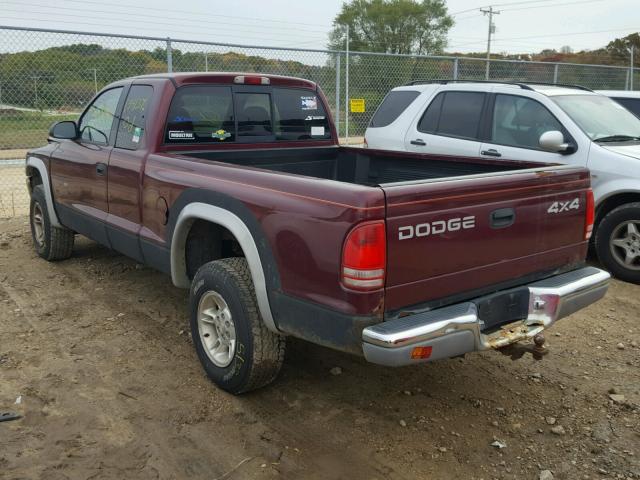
[341,221,386,291]
[585,189,595,240]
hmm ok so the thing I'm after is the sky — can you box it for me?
[1,0,639,57]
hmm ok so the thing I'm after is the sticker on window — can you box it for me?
[301,96,318,110]
[168,131,195,140]
[212,129,231,141]
[311,126,325,136]
[132,127,142,143]
[305,115,325,121]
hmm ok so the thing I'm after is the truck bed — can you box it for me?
[180,146,532,186]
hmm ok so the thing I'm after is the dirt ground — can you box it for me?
[0,166,29,219]
[0,217,638,480]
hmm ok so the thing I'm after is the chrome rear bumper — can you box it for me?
[362,267,610,366]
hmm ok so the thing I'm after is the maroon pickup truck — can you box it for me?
[25,72,610,394]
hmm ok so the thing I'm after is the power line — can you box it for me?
[53,0,333,29]
[501,0,605,12]
[1,8,328,41]
[4,1,332,35]
[0,17,329,48]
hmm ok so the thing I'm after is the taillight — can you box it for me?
[341,221,386,291]
[233,75,270,85]
[585,189,595,240]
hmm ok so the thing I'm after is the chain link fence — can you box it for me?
[1,25,638,218]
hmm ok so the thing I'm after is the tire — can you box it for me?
[595,202,640,284]
[189,258,285,394]
[29,185,74,261]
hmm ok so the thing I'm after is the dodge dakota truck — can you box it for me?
[26,72,610,394]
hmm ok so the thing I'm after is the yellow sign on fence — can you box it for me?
[350,98,365,113]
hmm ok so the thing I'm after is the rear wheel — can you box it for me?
[595,202,640,284]
[30,185,74,261]
[189,258,285,394]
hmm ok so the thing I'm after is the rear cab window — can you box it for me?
[369,90,420,128]
[164,85,331,144]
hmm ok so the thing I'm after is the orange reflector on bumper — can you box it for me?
[410,346,432,360]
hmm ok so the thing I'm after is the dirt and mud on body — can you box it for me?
[1,217,638,480]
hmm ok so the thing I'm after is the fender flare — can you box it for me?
[169,202,279,333]
[25,156,62,228]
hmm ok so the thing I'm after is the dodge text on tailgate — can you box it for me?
[24,73,610,394]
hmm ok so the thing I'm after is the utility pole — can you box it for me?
[345,24,350,144]
[631,45,635,91]
[481,6,500,80]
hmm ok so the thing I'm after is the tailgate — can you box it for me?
[383,166,591,312]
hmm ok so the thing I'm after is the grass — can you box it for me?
[0,109,78,151]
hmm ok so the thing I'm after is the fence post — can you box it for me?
[334,54,341,136]
[166,37,173,73]
[453,58,459,80]
[553,63,559,84]
[345,25,350,144]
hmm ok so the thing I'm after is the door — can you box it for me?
[107,84,154,261]
[404,90,485,157]
[50,86,124,242]
[479,93,575,164]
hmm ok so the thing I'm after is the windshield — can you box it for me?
[552,94,640,142]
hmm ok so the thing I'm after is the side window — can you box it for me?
[79,87,123,144]
[165,86,234,143]
[613,97,640,118]
[418,91,485,140]
[115,85,153,150]
[236,93,273,138]
[272,88,331,140]
[417,92,444,133]
[370,90,420,128]
[491,95,563,149]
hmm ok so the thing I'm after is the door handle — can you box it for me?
[410,139,426,146]
[481,149,502,157]
[490,208,515,228]
[96,162,107,176]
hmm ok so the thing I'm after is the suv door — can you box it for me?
[404,90,486,157]
[479,93,575,163]
[50,86,124,243]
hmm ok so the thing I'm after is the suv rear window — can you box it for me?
[369,90,420,128]
[165,86,331,143]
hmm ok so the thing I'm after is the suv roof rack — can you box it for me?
[404,79,593,92]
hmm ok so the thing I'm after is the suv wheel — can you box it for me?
[30,185,74,261]
[595,202,640,284]
[189,258,285,394]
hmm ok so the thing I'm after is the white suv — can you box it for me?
[365,81,640,283]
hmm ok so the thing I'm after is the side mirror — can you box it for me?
[49,121,78,140]
[539,130,574,154]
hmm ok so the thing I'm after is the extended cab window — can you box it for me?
[369,90,420,128]
[491,95,562,149]
[165,86,234,143]
[418,91,485,140]
[79,87,123,144]
[115,85,153,150]
[272,88,331,140]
